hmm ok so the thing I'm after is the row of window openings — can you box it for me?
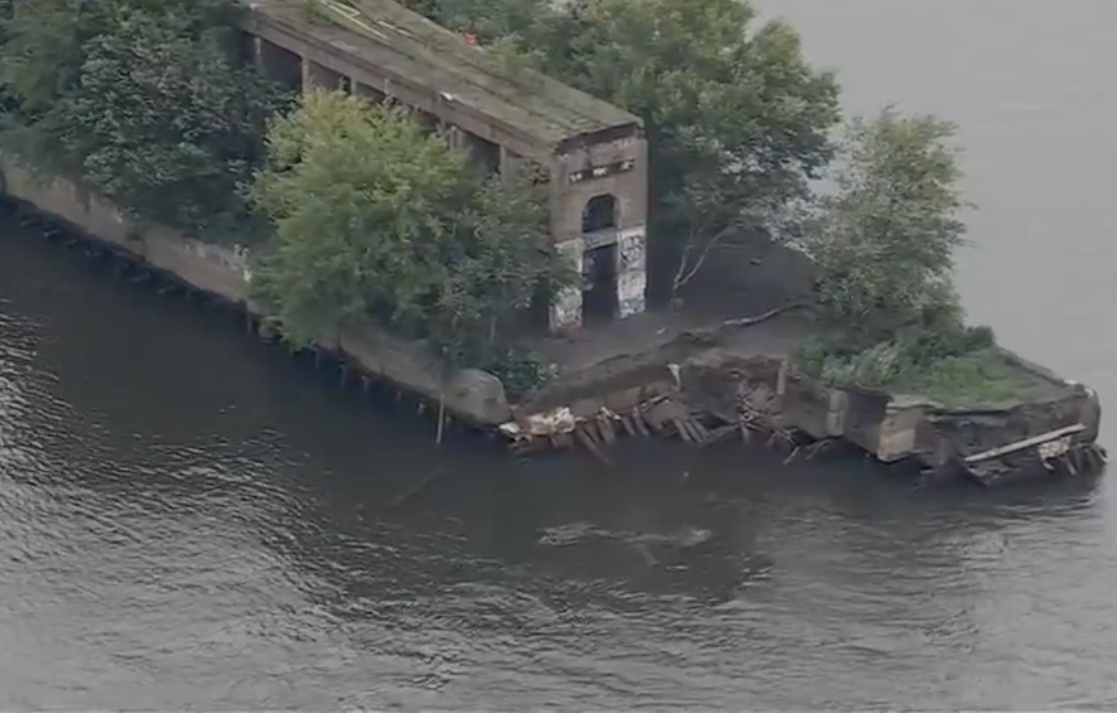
[311,66,621,234]
[255,41,621,231]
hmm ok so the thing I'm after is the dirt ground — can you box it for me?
[521,239,820,410]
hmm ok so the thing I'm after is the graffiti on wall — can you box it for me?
[616,226,646,318]
[550,238,584,331]
[187,240,254,283]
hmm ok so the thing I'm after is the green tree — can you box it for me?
[313,0,841,301]
[54,3,288,238]
[249,90,573,368]
[0,0,285,239]
[0,0,110,173]
[798,107,972,338]
[431,167,572,366]
[790,108,1014,403]
[438,0,841,301]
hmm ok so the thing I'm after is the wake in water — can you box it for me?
[536,521,773,603]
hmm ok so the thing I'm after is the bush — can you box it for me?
[796,322,1030,406]
[0,0,288,241]
[248,90,576,371]
[798,108,971,339]
[482,346,557,402]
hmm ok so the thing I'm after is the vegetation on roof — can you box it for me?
[262,0,639,145]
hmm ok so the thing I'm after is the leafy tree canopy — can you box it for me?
[792,108,1013,403]
[248,90,574,369]
[798,107,972,338]
[0,0,288,239]
[408,0,841,300]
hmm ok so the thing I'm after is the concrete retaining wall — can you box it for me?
[0,158,512,425]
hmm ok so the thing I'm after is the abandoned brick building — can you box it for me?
[241,0,649,332]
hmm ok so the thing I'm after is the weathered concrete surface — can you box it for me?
[676,346,1103,484]
[913,381,1103,485]
[521,311,812,415]
[0,158,511,425]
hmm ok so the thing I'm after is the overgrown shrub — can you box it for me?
[789,107,1020,403]
[798,108,971,338]
[799,321,996,388]
[248,90,576,372]
[482,346,557,402]
[0,0,289,242]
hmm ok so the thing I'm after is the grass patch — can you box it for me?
[879,347,1040,407]
[798,328,1047,408]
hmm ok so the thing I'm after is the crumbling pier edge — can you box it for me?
[2,159,1106,485]
[498,337,1106,488]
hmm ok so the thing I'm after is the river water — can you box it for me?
[3,1,1117,708]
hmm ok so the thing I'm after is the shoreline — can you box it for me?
[1,158,1105,486]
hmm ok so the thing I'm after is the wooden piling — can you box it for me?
[598,415,616,444]
[435,391,445,446]
[632,407,649,436]
[575,426,611,465]
[673,417,692,443]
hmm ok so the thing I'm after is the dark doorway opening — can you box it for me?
[582,243,618,323]
[469,134,501,176]
[582,194,618,233]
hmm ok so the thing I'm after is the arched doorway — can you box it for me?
[582,193,617,233]
[581,194,620,323]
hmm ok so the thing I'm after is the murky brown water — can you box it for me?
[3,2,1117,707]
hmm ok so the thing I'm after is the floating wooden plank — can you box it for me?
[964,424,1086,464]
[388,467,447,509]
[1084,444,1106,471]
[679,418,701,444]
[783,445,801,465]
[574,424,593,447]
